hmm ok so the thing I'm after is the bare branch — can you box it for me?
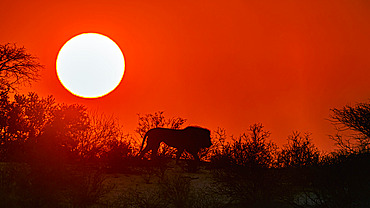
[0,43,43,93]
[330,102,370,152]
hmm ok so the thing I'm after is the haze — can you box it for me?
[1,0,369,150]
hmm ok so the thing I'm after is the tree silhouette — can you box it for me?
[41,103,89,155]
[0,92,91,161]
[211,124,281,207]
[77,112,134,162]
[330,102,370,152]
[0,93,55,161]
[211,123,276,168]
[278,131,320,168]
[135,111,186,138]
[0,43,43,94]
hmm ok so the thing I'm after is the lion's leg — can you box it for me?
[176,148,184,163]
[139,140,159,159]
[188,149,200,162]
[139,146,150,158]
[187,149,200,171]
[150,143,161,160]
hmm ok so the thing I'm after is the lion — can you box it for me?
[138,126,212,161]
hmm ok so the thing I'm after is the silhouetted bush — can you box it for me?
[66,168,114,208]
[0,92,126,207]
[100,138,137,172]
[0,92,90,162]
[306,151,370,208]
[137,156,173,184]
[278,131,320,168]
[210,124,276,168]
[0,161,113,208]
[160,173,191,208]
[0,93,56,161]
[114,173,193,208]
[77,113,134,161]
[208,124,285,207]
[135,111,187,138]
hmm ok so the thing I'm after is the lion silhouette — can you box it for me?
[138,126,212,161]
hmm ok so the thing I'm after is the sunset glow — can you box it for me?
[56,33,125,98]
[1,0,369,151]
[1,1,370,206]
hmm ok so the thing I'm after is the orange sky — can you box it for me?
[1,0,369,150]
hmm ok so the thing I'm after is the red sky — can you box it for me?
[1,0,369,150]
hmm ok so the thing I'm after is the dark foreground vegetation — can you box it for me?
[1,43,369,207]
[1,97,369,208]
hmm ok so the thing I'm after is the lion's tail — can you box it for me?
[139,131,149,153]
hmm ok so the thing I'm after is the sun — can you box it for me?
[56,33,125,98]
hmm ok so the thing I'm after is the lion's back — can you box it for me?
[146,127,212,151]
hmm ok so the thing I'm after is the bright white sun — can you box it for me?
[56,33,125,98]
